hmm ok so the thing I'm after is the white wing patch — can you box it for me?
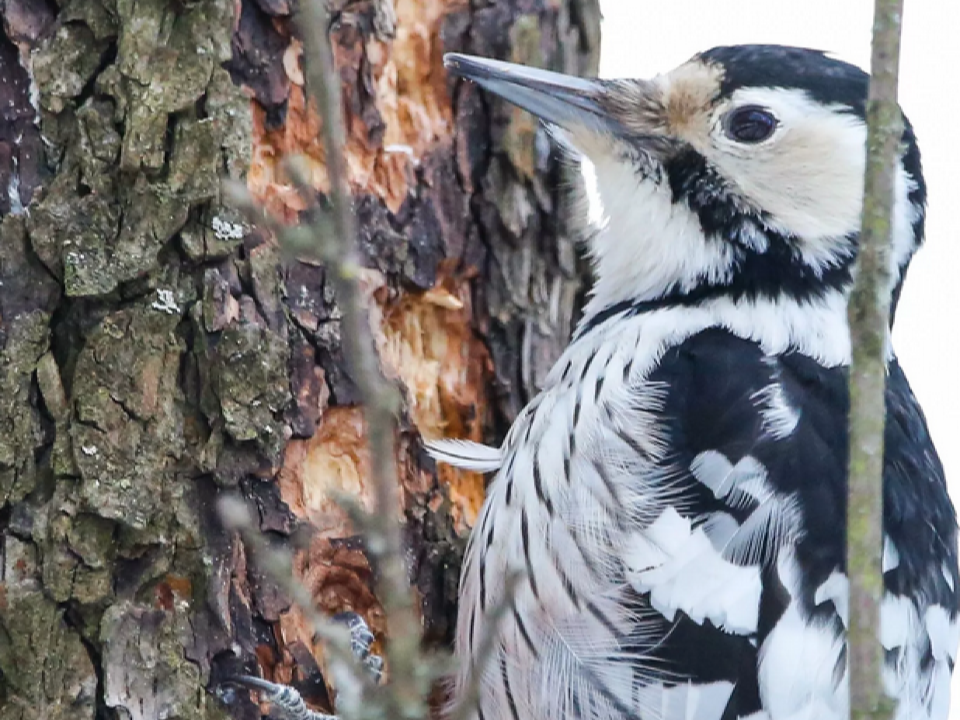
[941,563,955,592]
[881,594,918,653]
[923,605,959,665]
[922,604,960,720]
[634,681,736,720]
[624,507,763,635]
[768,558,959,720]
[689,450,803,566]
[813,571,849,626]
[883,537,901,573]
[424,438,503,472]
[758,551,848,720]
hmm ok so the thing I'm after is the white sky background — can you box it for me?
[598,0,960,713]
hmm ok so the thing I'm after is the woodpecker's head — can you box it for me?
[445,46,925,316]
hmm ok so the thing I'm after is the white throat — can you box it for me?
[581,155,738,318]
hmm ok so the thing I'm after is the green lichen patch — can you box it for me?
[168,117,221,202]
[0,590,97,720]
[0,310,50,505]
[32,22,113,114]
[70,302,185,530]
[248,242,284,327]
[77,99,123,196]
[214,322,291,461]
[42,512,118,605]
[28,0,248,297]
[61,0,119,42]
[114,0,231,173]
[206,67,253,180]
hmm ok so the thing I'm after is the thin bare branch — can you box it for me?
[846,2,905,720]
[291,3,427,719]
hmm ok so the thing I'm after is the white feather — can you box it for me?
[813,571,849,626]
[758,551,848,720]
[634,681,736,720]
[924,605,959,664]
[424,439,503,472]
[624,508,763,635]
[752,381,801,440]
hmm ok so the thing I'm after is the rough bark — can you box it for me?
[0,1,600,718]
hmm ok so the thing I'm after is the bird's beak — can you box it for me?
[444,53,616,134]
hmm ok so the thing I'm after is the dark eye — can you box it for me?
[723,106,778,143]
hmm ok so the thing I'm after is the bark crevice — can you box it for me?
[0,1,601,717]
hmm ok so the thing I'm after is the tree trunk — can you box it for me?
[0,1,599,718]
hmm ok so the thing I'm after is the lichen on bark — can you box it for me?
[70,301,187,530]
[1,0,250,717]
[0,0,601,717]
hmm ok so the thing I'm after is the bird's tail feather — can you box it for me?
[424,439,503,473]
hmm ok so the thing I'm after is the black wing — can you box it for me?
[622,327,959,719]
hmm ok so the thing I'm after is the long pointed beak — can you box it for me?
[444,53,615,133]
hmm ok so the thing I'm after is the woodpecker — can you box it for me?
[431,45,960,720]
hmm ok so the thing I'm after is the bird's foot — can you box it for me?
[332,611,384,686]
[225,612,382,720]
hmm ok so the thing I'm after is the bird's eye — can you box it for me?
[723,106,778,143]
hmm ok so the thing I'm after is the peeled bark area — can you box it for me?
[0,1,600,718]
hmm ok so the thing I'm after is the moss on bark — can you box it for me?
[0,0,600,717]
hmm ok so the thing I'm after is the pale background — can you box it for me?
[597,0,960,714]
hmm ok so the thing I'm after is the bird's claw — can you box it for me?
[333,611,383,685]
[225,612,382,719]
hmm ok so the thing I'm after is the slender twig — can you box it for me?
[846,2,904,720]
[292,3,426,719]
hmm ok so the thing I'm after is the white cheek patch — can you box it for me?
[706,87,868,247]
[695,87,921,288]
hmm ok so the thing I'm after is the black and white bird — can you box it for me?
[432,45,960,720]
